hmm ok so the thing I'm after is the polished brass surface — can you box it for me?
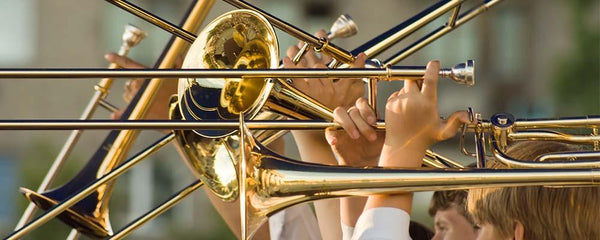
[386,0,504,64]
[234,119,599,239]
[10,1,214,238]
[106,0,197,43]
[360,0,464,61]
[178,9,279,129]
[8,1,596,239]
[461,113,600,168]
[0,65,474,81]
[109,180,204,240]
[7,134,175,240]
[172,8,283,200]
[169,10,477,202]
[293,14,358,64]
[223,0,355,64]
[14,24,147,237]
[3,115,599,133]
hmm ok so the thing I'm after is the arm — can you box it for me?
[282,30,368,240]
[326,99,383,229]
[104,53,179,122]
[106,53,274,239]
[353,60,470,239]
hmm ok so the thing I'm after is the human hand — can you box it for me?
[382,60,470,167]
[325,98,384,166]
[104,53,180,121]
[281,30,366,110]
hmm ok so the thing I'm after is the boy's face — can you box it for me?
[432,206,478,240]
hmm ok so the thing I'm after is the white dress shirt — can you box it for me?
[342,207,411,240]
[269,203,322,240]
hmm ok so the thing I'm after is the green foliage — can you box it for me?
[553,0,600,115]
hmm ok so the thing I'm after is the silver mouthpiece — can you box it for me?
[328,14,358,39]
[121,24,148,53]
[448,60,475,86]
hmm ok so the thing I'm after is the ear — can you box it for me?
[513,220,524,240]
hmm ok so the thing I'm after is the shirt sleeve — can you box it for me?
[269,203,322,240]
[341,222,355,240]
[351,207,411,240]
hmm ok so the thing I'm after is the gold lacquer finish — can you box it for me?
[234,119,599,239]
[178,9,278,127]
[175,9,279,200]
[173,103,241,201]
[462,112,600,168]
[10,1,214,239]
[15,24,148,238]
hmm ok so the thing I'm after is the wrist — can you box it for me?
[338,155,379,167]
[380,142,428,168]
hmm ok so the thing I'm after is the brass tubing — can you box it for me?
[3,119,600,134]
[538,152,600,162]
[514,117,600,129]
[0,120,343,130]
[260,167,599,196]
[367,79,378,114]
[98,99,120,113]
[490,135,600,168]
[422,157,447,168]
[509,131,600,144]
[109,180,204,240]
[239,115,249,240]
[13,92,105,229]
[222,0,354,63]
[5,134,175,240]
[385,0,503,65]
[360,0,464,58]
[105,0,197,43]
[448,5,461,27]
[464,116,600,132]
[14,24,146,230]
[0,67,452,79]
[425,150,464,168]
[594,127,599,151]
[475,126,487,168]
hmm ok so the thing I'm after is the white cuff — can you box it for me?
[341,222,355,240]
[352,207,411,240]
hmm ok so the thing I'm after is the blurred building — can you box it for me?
[0,0,597,238]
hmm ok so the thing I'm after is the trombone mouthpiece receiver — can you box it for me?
[122,24,148,50]
[328,14,358,39]
[446,60,475,86]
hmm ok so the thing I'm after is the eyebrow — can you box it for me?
[434,220,447,226]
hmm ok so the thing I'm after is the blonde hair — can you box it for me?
[467,141,600,240]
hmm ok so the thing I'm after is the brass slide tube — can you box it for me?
[6,134,175,240]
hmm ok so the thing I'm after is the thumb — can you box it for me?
[436,110,471,141]
[325,127,338,146]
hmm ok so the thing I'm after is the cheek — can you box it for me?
[476,224,498,240]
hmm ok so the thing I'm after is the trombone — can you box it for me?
[5,0,513,239]
[14,23,148,234]
[103,0,502,169]
[11,0,216,238]
[4,112,599,239]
